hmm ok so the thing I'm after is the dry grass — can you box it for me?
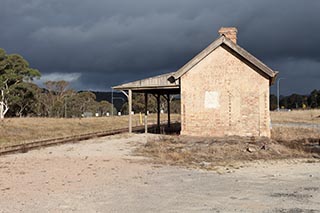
[136,109,320,170]
[271,126,320,141]
[271,109,320,141]
[135,135,312,171]
[0,109,318,173]
[271,109,320,124]
[0,114,180,147]
[2,109,320,167]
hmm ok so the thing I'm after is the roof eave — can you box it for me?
[223,38,276,78]
[269,71,279,85]
[168,35,278,84]
[171,36,225,80]
[113,72,178,91]
[112,85,180,91]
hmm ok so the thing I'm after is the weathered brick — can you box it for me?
[180,46,271,138]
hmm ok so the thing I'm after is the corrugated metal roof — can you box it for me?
[113,72,179,91]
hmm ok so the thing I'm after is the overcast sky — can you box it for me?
[1,0,319,95]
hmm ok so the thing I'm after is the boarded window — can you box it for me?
[204,91,220,109]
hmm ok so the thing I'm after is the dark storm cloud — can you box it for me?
[0,0,319,94]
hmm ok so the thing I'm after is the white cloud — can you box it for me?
[35,72,81,85]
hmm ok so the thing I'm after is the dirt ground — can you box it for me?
[0,134,320,213]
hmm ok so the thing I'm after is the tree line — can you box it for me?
[1,48,319,118]
[270,90,320,110]
[0,48,179,119]
[121,93,180,115]
[0,48,116,118]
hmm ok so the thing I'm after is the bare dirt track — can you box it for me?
[0,134,320,213]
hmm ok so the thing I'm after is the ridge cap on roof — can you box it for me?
[169,35,277,84]
[222,37,276,78]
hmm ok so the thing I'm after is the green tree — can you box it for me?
[170,98,181,113]
[121,93,158,114]
[78,91,97,114]
[308,89,320,108]
[0,48,40,118]
[63,91,98,117]
[269,94,277,110]
[97,100,116,116]
[287,93,307,109]
[43,80,70,117]
[7,82,37,117]
[27,83,46,116]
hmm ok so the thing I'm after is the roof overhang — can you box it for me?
[113,72,180,94]
[169,36,278,85]
[113,35,279,92]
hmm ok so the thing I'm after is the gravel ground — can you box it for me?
[0,133,320,213]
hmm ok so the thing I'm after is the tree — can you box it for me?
[43,80,70,117]
[287,93,307,109]
[7,82,37,117]
[121,93,158,114]
[308,89,320,108]
[77,91,97,114]
[170,98,181,113]
[97,100,116,116]
[0,48,40,118]
[269,94,277,110]
[32,83,115,118]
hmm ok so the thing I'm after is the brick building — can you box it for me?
[114,27,278,138]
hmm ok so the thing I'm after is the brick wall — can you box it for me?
[180,46,271,137]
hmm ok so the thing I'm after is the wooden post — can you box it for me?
[144,92,148,133]
[128,89,132,133]
[167,94,170,128]
[156,94,160,133]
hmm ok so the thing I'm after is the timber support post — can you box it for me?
[167,93,171,128]
[144,92,148,133]
[156,94,160,133]
[128,89,132,133]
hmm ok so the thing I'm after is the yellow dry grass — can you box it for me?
[1,109,319,149]
[0,114,180,147]
[270,109,320,141]
[135,109,320,170]
[271,109,320,124]
[271,126,320,141]
[135,135,312,171]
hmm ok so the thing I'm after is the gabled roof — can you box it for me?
[113,34,278,91]
[113,72,179,91]
[169,35,278,84]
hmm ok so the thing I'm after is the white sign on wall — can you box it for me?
[204,91,220,109]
